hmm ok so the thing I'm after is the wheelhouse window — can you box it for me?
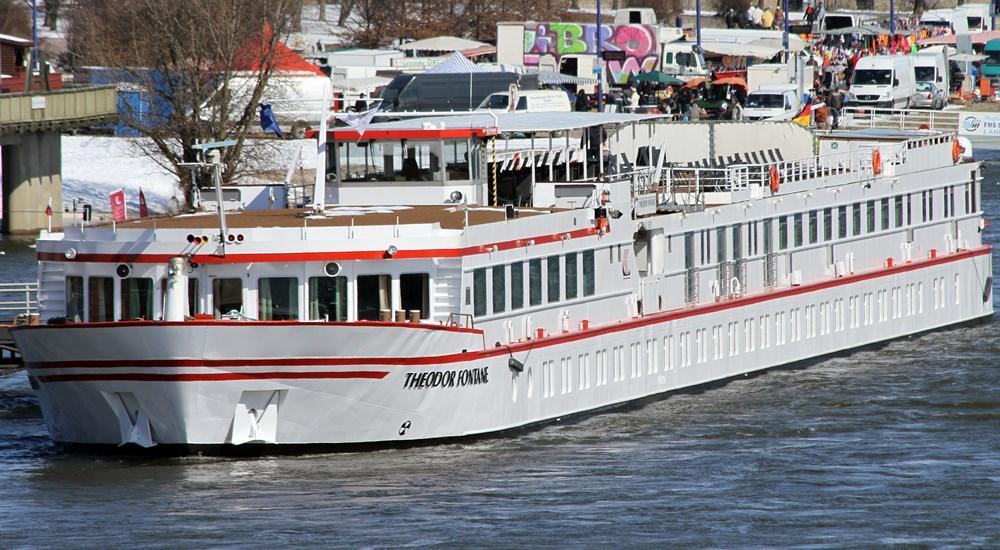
[308,276,348,321]
[547,256,560,303]
[444,139,470,181]
[88,276,114,322]
[491,267,506,314]
[66,276,83,322]
[337,141,442,182]
[357,274,392,321]
[511,262,524,310]
[472,269,487,317]
[121,278,154,320]
[400,273,430,319]
[213,278,243,318]
[529,259,542,306]
[583,249,595,296]
[566,252,578,300]
[258,277,299,321]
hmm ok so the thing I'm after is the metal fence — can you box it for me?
[0,282,38,323]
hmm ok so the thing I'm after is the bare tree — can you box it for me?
[338,0,356,26]
[318,0,326,21]
[44,0,61,30]
[0,0,31,37]
[67,0,303,209]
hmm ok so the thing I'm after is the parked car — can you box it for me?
[912,81,947,110]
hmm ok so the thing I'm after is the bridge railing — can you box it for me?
[0,282,39,323]
[0,85,117,132]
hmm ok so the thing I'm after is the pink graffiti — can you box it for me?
[524,23,658,83]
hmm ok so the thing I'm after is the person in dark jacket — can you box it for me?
[354,92,367,112]
[575,89,590,112]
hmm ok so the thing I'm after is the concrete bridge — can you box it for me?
[1,86,117,234]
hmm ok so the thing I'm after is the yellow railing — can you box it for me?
[0,85,117,132]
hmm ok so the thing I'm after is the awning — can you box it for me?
[400,36,490,52]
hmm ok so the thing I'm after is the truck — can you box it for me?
[379,72,539,112]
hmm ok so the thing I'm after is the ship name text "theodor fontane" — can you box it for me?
[403,367,490,390]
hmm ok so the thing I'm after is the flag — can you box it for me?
[792,103,812,127]
[109,189,127,222]
[336,107,379,138]
[44,196,52,217]
[138,188,149,218]
[259,103,283,137]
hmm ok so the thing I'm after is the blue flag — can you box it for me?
[259,103,283,137]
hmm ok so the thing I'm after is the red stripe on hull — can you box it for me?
[24,246,992,375]
[36,370,389,383]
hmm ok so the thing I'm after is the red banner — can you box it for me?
[109,189,127,222]
[138,188,149,218]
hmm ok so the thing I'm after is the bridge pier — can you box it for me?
[1,130,63,234]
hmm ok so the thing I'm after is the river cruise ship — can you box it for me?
[11,112,994,451]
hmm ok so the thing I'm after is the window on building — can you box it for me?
[472,269,487,317]
[121,278,154,320]
[66,276,84,322]
[838,205,847,239]
[88,277,115,322]
[358,274,392,321]
[583,250,596,296]
[401,273,430,319]
[547,255,560,303]
[258,277,298,321]
[866,200,876,233]
[566,252,578,300]
[511,262,524,310]
[852,202,862,236]
[213,278,243,319]
[881,198,889,230]
[529,259,543,306]
[491,267,506,314]
[308,276,348,321]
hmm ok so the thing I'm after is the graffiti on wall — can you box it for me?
[522,23,658,84]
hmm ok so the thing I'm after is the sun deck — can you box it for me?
[106,205,557,231]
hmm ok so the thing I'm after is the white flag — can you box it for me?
[336,107,379,138]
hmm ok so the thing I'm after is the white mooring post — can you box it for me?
[163,257,189,322]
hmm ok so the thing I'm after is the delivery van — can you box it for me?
[914,47,951,95]
[743,84,802,121]
[477,90,572,113]
[848,55,916,109]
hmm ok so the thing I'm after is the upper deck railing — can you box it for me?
[839,107,960,133]
[0,282,38,323]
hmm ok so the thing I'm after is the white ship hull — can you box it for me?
[14,247,992,450]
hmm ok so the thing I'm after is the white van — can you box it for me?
[743,84,802,121]
[659,42,709,79]
[848,55,916,109]
[914,48,951,95]
[477,90,571,113]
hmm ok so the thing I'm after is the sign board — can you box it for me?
[959,112,1000,137]
[30,96,46,110]
[601,50,627,62]
[634,193,658,217]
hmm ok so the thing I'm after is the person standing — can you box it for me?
[828,86,844,129]
[575,89,590,112]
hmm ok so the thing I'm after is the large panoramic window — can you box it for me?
[338,141,442,182]
[401,273,430,319]
[88,277,115,322]
[121,278,154,320]
[357,274,391,321]
[308,276,348,321]
[444,139,470,181]
[66,276,84,322]
[258,277,298,321]
[213,278,243,319]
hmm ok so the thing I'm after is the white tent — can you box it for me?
[400,36,489,52]
[425,51,494,74]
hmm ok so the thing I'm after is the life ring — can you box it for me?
[872,148,882,175]
[769,165,780,193]
[951,139,962,163]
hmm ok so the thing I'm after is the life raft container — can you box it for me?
[769,165,780,193]
[872,148,882,175]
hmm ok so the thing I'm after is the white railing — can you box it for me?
[839,107,960,133]
[0,282,38,322]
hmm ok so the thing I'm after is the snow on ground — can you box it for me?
[61,136,314,214]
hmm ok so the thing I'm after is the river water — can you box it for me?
[0,168,998,547]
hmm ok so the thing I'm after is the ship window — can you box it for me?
[906,193,913,225]
[852,202,861,236]
[66,276,84,322]
[547,256,560,303]
[472,269,487,317]
[121,278,154,320]
[258,277,299,321]
[895,196,904,227]
[339,141,442,183]
[921,191,928,222]
[445,139,470,181]
[823,208,832,241]
[88,277,115,322]
[971,180,977,213]
[809,210,818,244]
[793,214,803,247]
[213,278,243,318]
[188,279,200,316]
[866,200,876,234]
[965,183,971,214]
[732,224,742,259]
[308,276,348,321]
[928,190,935,221]
[880,198,889,230]
[778,217,788,250]
[529,259,542,306]
[949,186,956,217]
[491,267,506,314]
[357,274,392,321]
[400,273,430,319]
[838,206,847,239]
[583,249,595,296]
[566,252,578,300]
[511,262,524,310]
